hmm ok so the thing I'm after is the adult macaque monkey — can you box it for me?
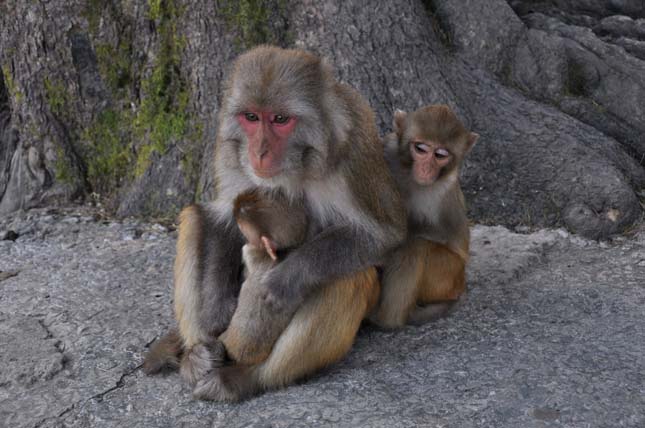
[144,45,406,400]
[371,105,478,328]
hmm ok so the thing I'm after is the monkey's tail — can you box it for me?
[143,329,184,374]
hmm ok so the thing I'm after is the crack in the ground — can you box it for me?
[90,363,143,403]
[0,270,19,281]
[32,364,143,428]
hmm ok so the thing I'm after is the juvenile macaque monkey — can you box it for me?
[220,189,308,365]
[144,45,405,401]
[371,105,478,328]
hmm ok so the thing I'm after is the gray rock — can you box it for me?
[595,15,645,40]
[1,210,644,427]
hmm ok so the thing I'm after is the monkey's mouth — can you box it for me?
[253,167,282,179]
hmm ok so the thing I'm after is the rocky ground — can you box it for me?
[0,207,644,428]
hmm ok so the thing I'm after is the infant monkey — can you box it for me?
[219,189,308,365]
[372,104,478,327]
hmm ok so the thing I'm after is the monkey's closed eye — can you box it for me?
[435,148,450,159]
[413,142,430,154]
[244,112,259,122]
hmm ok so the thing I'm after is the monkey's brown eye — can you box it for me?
[413,142,430,154]
[244,112,259,121]
[272,114,290,124]
[435,148,450,159]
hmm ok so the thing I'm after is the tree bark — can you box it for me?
[1,0,642,238]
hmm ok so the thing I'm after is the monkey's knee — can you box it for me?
[220,327,272,366]
[418,243,467,303]
[143,329,183,375]
[257,270,377,389]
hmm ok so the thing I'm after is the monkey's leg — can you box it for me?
[193,268,379,402]
[369,243,423,328]
[417,241,466,302]
[142,329,183,374]
[174,204,244,384]
[408,241,466,325]
[219,276,295,366]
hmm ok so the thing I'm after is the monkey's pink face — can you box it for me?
[237,110,298,178]
[409,140,451,186]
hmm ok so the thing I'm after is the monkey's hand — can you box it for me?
[257,265,307,315]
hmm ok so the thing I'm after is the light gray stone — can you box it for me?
[1,209,643,428]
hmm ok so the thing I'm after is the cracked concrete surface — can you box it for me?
[0,208,644,428]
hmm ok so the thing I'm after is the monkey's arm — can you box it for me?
[197,218,245,337]
[262,224,401,310]
[175,205,245,346]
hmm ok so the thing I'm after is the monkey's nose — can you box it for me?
[254,144,269,159]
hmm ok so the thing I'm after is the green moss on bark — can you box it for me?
[221,0,290,49]
[78,0,200,206]
[95,42,133,95]
[54,146,76,184]
[82,108,133,195]
[2,65,24,104]
[44,77,70,117]
[134,0,192,176]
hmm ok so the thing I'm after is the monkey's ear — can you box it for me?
[466,132,479,153]
[261,236,278,261]
[393,109,407,136]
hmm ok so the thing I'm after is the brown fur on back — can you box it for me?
[338,84,406,233]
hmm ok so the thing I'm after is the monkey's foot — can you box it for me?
[408,302,457,325]
[180,341,226,385]
[193,365,251,402]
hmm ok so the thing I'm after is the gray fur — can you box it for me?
[196,205,245,337]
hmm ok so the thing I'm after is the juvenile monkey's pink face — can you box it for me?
[237,110,298,179]
[409,139,451,186]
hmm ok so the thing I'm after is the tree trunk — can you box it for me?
[1,0,643,239]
